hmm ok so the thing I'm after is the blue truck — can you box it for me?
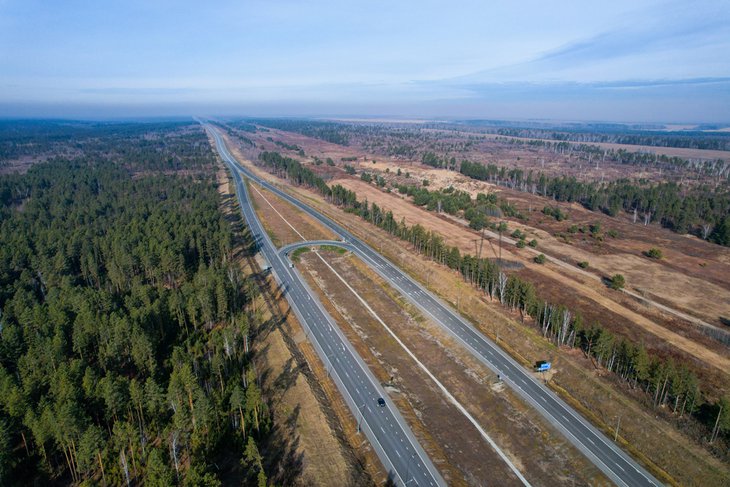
[535,361,551,372]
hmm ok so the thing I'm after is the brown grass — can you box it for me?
[330,178,730,376]
[307,249,608,485]
[329,215,730,487]
[247,179,336,247]
[298,251,468,486]
[476,132,730,161]
[214,158,376,486]
[243,125,730,332]
[285,188,728,486]
[217,133,730,486]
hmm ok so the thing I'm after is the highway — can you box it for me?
[207,126,446,487]
[206,124,663,487]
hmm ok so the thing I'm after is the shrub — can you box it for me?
[645,247,663,259]
[577,261,589,269]
[567,224,578,234]
[607,229,619,238]
[528,239,538,248]
[511,229,524,239]
[516,240,526,248]
[534,254,546,264]
[542,205,568,221]
[609,274,625,290]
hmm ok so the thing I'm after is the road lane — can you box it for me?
[207,125,663,487]
[207,126,445,487]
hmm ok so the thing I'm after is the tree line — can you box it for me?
[391,182,524,230]
[248,119,350,146]
[1,125,274,485]
[0,120,204,163]
[498,137,730,180]
[258,151,330,196]
[491,126,730,151]
[255,152,730,454]
[421,151,458,170]
[459,160,730,246]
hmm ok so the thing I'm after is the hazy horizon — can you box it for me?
[1,0,729,123]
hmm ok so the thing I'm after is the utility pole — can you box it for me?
[614,414,622,442]
[473,228,485,260]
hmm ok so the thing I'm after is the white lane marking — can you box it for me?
[249,179,307,240]
[213,127,649,486]
[315,252,532,487]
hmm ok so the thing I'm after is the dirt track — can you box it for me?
[220,129,730,485]
[330,178,730,375]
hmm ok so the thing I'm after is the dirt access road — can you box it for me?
[331,178,730,376]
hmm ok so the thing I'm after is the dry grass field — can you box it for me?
[298,248,608,486]
[215,158,378,486]
[247,180,336,247]
[329,178,730,380]
[221,127,730,485]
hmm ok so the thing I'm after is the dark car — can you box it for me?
[377,397,386,407]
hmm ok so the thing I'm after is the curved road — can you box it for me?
[208,126,445,487]
[207,124,664,487]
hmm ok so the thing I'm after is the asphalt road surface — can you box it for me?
[206,124,663,487]
[207,126,446,487]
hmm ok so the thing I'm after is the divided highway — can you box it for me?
[206,124,663,487]
[207,126,445,487]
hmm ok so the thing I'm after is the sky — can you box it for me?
[0,0,729,122]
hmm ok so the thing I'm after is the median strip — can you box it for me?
[312,249,533,487]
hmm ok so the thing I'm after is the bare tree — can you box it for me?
[644,211,652,226]
[498,272,508,304]
[558,309,572,345]
[701,222,713,240]
[542,304,554,338]
[170,431,180,477]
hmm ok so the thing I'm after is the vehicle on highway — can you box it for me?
[534,361,551,372]
[208,124,660,487]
